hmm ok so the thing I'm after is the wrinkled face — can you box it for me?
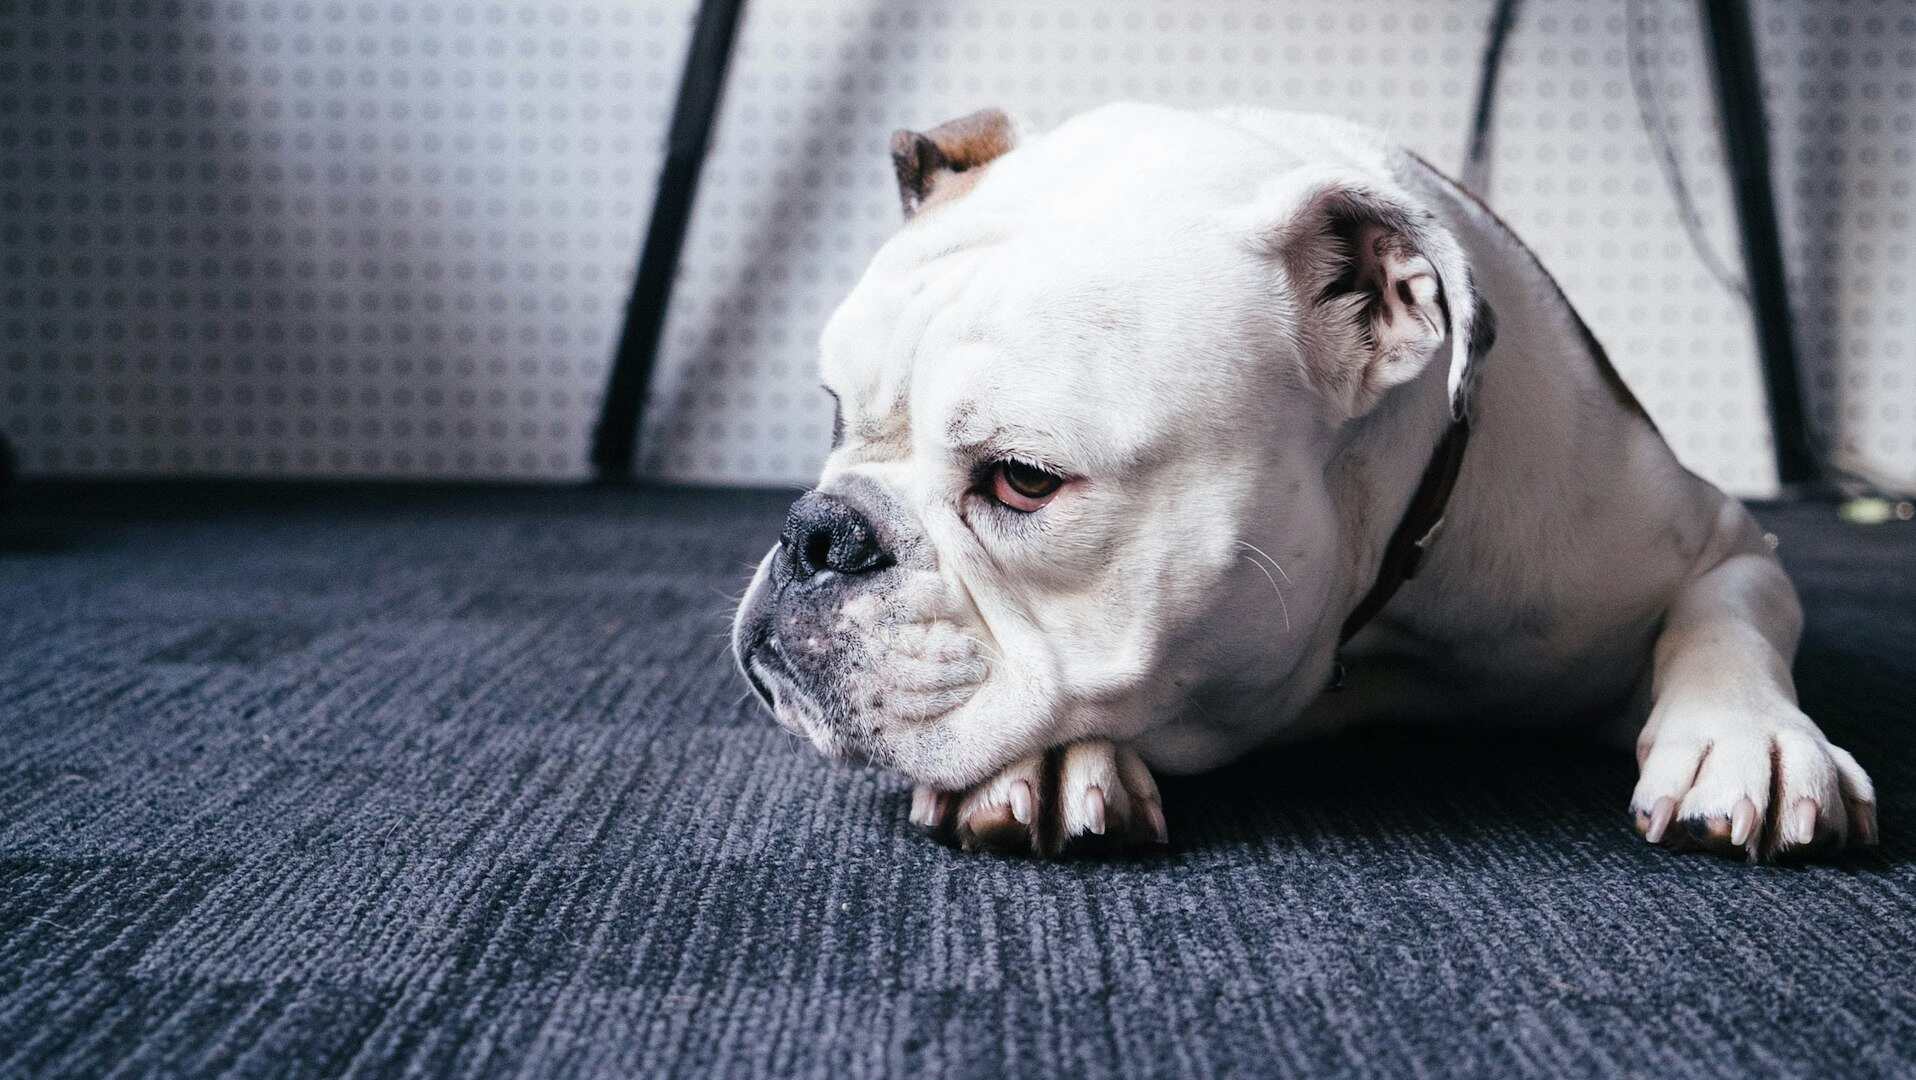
[732,105,1443,789]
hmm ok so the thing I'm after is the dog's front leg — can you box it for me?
[908,740,1168,857]
[1632,520,1875,861]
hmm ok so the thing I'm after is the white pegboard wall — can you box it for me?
[0,0,697,479]
[2,1,1912,496]
[1761,4,1915,486]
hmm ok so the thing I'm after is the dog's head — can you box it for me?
[733,104,1481,789]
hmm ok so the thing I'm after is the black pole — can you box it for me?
[1699,0,1823,491]
[1460,0,1522,196]
[590,0,748,483]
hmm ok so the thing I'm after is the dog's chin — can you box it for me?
[744,649,1027,786]
[742,648,893,770]
[744,652,843,751]
[737,608,1003,780]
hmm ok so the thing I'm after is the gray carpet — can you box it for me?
[2,483,1913,1079]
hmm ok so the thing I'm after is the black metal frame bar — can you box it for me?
[1699,0,1824,491]
[590,0,748,483]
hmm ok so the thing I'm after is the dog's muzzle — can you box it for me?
[734,489,898,752]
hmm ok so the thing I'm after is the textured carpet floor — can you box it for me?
[2,483,1913,1079]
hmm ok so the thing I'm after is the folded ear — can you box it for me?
[889,108,1020,218]
[1252,171,1489,420]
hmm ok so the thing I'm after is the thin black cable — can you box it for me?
[1624,0,1751,304]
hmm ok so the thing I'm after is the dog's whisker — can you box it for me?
[1235,539,1294,587]
[956,632,1007,672]
[1238,551,1293,633]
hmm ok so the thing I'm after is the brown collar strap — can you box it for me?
[1336,413,1472,650]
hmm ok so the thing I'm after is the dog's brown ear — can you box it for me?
[1252,173,1485,420]
[889,108,1019,218]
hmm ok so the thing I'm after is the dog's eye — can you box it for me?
[988,460,1064,512]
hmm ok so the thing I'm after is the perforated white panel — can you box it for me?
[1,0,696,478]
[1760,4,1916,488]
[3,1,1911,495]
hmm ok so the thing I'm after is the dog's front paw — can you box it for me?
[1631,713,1877,862]
[909,740,1167,857]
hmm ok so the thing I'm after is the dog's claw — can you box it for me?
[1009,780,1034,825]
[1854,801,1879,846]
[1084,786,1106,836]
[1142,800,1169,845]
[1644,796,1677,844]
[1729,798,1758,848]
[1788,798,1818,847]
[908,787,956,833]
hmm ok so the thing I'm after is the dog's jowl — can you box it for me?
[732,104,1874,862]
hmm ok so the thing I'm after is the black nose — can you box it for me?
[780,491,891,579]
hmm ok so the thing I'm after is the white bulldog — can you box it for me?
[731,103,1876,861]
